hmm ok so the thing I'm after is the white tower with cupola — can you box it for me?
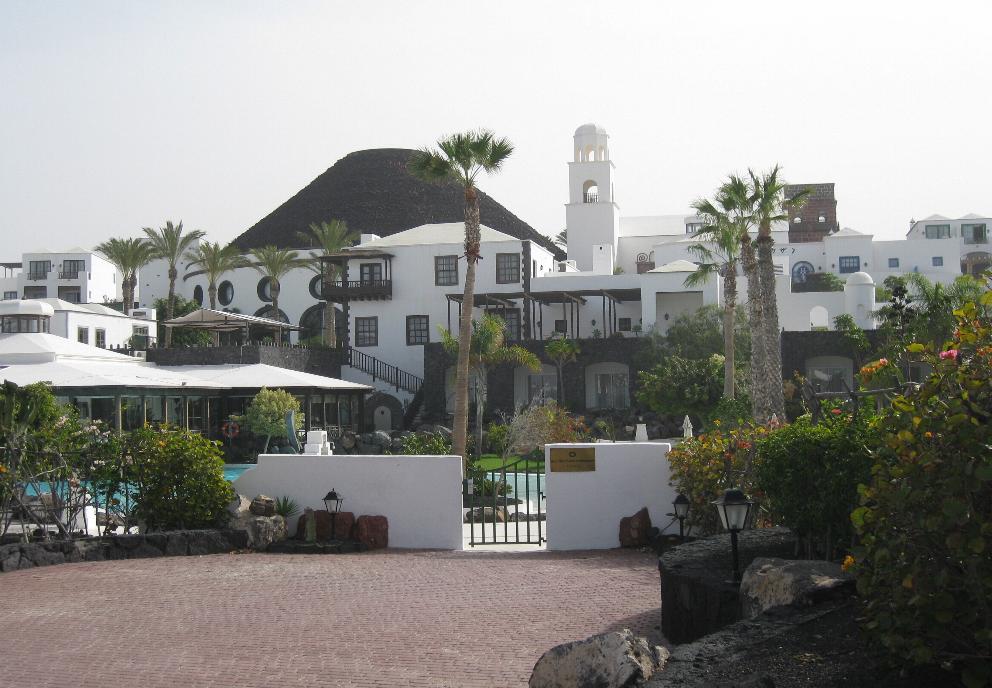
[565,123,620,272]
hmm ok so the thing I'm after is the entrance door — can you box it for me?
[373,405,392,431]
[464,457,546,546]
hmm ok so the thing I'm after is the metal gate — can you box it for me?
[464,457,545,546]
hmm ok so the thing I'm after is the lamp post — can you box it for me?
[712,488,754,583]
[323,489,344,540]
[672,493,690,542]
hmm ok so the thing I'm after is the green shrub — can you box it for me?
[666,423,771,536]
[852,296,992,684]
[756,413,873,559]
[485,422,510,456]
[400,431,451,455]
[275,496,300,519]
[242,388,303,454]
[128,426,234,531]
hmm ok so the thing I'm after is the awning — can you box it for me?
[163,309,302,331]
[160,364,371,392]
[0,360,226,390]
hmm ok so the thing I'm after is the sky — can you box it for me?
[2,0,991,258]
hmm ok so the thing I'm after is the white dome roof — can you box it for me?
[574,123,607,137]
[0,299,55,318]
[845,271,874,286]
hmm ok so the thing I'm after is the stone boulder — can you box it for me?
[230,511,286,550]
[249,495,276,517]
[464,506,508,523]
[295,510,355,542]
[529,628,668,688]
[618,507,652,547]
[354,515,388,550]
[740,557,855,619]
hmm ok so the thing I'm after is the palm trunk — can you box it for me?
[451,187,480,466]
[756,233,785,419]
[122,275,134,316]
[208,283,220,346]
[164,266,177,347]
[740,239,767,421]
[325,303,337,348]
[556,362,564,406]
[475,367,486,461]
[722,265,737,400]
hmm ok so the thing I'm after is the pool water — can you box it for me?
[223,464,254,482]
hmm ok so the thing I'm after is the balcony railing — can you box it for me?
[583,193,599,203]
[58,271,80,280]
[321,279,392,301]
[27,272,49,281]
[964,235,988,245]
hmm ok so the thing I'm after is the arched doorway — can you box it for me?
[961,251,992,276]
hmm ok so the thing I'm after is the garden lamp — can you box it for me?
[712,488,754,582]
[673,493,690,541]
[323,489,344,540]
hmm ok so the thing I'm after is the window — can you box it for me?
[132,325,150,348]
[924,224,951,239]
[963,223,988,245]
[838,256,860,274]
[434,255,458,286]
[685,222,704,234]
[77,327,89,344]
[28,260,51,279]
[406,315,429,345]
[218,280,234,306]
[355,317,378,347]
[256,277,274,302]
[495,253,520,284]
[193,285,204,305]
[554,319,567,334]
[3,291,16,300]
[23,286,47,299]
[888,258,899,268]
[501,310,521,341]
[528,374,557,401]
[95,329,106,348]
[58,286,81,303]
[594,373,629,409]
[618,317,632,332]
[932,256,944,267]
[360,263,382,284]
[61,259,84,278]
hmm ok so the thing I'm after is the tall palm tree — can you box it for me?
[553,228,567,248]
[409,130,514,460]
[143,220,206,346]
[248,246,308,322]
[904,273,985,350]
[686,199,745,400]
[441,314,540,463]
[297,220,358,347]
[94,237,155,315]
[184,241,247,309]
[545,336,579,406]
[750,168,807,420]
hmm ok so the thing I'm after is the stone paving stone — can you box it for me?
[0,548,664,688]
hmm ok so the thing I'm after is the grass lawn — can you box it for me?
[474,454,544,471]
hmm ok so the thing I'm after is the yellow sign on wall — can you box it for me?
[549,447,596,472]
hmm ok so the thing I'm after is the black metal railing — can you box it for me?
[583,193,598,203]
[345,347,422,394]
[465,456,545,546]
[26,272,49,281]
[321,279,392,300]
[58,271,80,280]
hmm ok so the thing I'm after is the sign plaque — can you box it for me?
[549,447,596,472]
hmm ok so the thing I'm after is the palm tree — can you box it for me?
[184,241,247,309]
[750,168,807,420]
[94,237,155,316]
[297,220,358,347]
[143,220,206,346]
[904,273,985,350]
[686,198,745,400]
[248,246,308,322]
[441,314,540,463]
[553,228,567,248]
[545,336,579,406]
[409,130,514,460]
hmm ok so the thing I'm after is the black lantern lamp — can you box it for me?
[323,489,344,540]
[672,493,690,541]
[712,488,754,582]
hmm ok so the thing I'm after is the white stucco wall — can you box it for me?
[543,442,677,550]
[232,453,464,550]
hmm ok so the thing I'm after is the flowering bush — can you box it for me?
[666,423,771,536]
[851,294,992,684]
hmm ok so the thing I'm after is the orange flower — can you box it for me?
[842,555,855,572]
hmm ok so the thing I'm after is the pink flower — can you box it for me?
[878,358,888,366]
[831,408,842,415]
[939,349,959,360]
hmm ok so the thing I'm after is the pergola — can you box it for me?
[163,308,301,344]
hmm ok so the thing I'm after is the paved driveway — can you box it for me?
[0,549,663,687]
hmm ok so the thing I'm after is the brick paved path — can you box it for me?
[0,549,663,687]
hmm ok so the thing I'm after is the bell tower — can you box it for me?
[565,123,620,271]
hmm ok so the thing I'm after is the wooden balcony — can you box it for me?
[321,279,392,301]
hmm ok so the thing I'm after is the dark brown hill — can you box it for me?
[232,148,563,258]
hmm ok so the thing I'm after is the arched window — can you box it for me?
[810,305,829,330]
[806,355,853,393]
[299,303,346,345]
[582,180,599,203]
[792,261,815,284]
[192,285,204,306]
[585,145,597,161]
[585,362,630,410]
[254,305,289,323]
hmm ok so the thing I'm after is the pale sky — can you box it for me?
[2,0,991,259]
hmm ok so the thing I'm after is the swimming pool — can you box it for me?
[223,464,254,482]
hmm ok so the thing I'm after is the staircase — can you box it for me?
[343,347,423,395]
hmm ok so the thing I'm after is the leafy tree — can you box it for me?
[544,336,579,405]
[833,313,871,368]
[94,237,155,315]
[440,313,539,463]
[153,295,211,347]
[904,273,985,350]
[637,353,744,422]
[409,130,514,460]
[143,220,206,346]
[297,220,358,347]
[792,272,845,292]
[243,388,303,454]
[184,241,247,309]
[751,168,808,421]
[248,246,308,320]
[647,305,751,363]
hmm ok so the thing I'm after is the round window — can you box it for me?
[218,280,234,306]
[256,277,274,302]
[308,274,323,300]
[192,285,204,306]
